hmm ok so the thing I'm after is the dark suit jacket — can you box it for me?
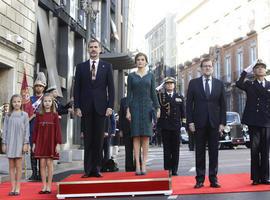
[157,92,185,131]
[186,76,226,128]
[236,71,270,127]
[74,59,115,116]
[119,97,131,136]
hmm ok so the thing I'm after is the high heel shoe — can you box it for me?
[141,170,147,175]
[135,170,141,176]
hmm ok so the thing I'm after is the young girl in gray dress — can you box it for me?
[2,94,30,196]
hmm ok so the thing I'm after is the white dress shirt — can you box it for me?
[89,59,99,76]
[257,79,265,87]
[202,76,212,93]
[167,92,174,97]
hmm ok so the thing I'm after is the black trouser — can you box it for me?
[249,126,270,181]
[123,134,135,171]
[161,129,180,174]
[103,136,111,163]
[188,131,195,150]
[82,110,105,175]
[195,125,219,183]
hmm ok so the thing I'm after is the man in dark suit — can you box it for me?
[156,77,186,176]
[74,39,115,178]
[119,97,135,171]
[186,58,226,188]
[236,59,270,185]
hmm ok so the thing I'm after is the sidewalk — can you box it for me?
[0,146,127,183]
[0,149,84,183]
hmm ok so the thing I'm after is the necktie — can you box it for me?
[91,61,96,80]
[205,78,210,99]
[260,81,264,87]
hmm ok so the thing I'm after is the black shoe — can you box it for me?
[172,172,178,176]
[252,180,260,185]
[261,180,270,185]
[194,182,204,188]
[210,182,221,188]
[90,172,103,177]
[81,173,90,178]
[28,174,38,181]
[38,190,47,194]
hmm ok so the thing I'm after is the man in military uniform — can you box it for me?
[236,59,270,185]
[156,77,186,176]
[29,72,47,181]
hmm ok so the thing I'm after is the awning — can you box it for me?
[37,7,63,97]
[100,53,135,70]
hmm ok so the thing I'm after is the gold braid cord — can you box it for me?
[157,92,170,115]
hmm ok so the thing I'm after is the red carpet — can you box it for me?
[172,173,270,195]
[1,173,270,199]
[0,182,57,200]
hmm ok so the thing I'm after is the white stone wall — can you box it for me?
[0,0,36,99]
[175,0,270,66]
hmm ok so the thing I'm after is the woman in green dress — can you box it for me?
[126,52,160,175]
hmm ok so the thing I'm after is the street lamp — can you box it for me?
[81,0,99,21]
[6,34,23,45]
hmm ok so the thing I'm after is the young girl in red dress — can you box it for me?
[32,93,62,194]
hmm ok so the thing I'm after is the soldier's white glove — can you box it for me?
[180,127,186,132]
[156,82,165,91]
[244,59,259,74]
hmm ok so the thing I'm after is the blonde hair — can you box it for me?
[8,94,22,115]
[39,93,57,114]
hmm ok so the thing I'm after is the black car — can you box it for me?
[219,112,250,149]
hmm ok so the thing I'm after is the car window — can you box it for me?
[227,113,240,124]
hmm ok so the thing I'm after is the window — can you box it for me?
[225,55,231,82]
[181,75,185,95]
[237,48,243,77]
[250,41,257,64]
[214,56,221,79]
[226,94,232,111]
[238,93,246,116]
[188,71,192,83]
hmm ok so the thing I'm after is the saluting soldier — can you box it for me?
[156,77,186,176]
[236,59,270,185]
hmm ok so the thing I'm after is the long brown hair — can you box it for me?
[39,93,57,115]
[8,94,22,115]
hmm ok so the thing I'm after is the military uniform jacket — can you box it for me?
[157,92,186,131]
[236,71,270,127]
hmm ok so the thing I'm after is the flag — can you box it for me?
[20,69,34,119]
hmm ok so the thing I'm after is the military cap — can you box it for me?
[253,59,266,69]
[164,77,176,84]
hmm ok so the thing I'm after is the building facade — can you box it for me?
[176,0,269,116]
[178,32,257,116]
[145,13,176,84]
[0,0,37,104]
[0,0,134,149]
